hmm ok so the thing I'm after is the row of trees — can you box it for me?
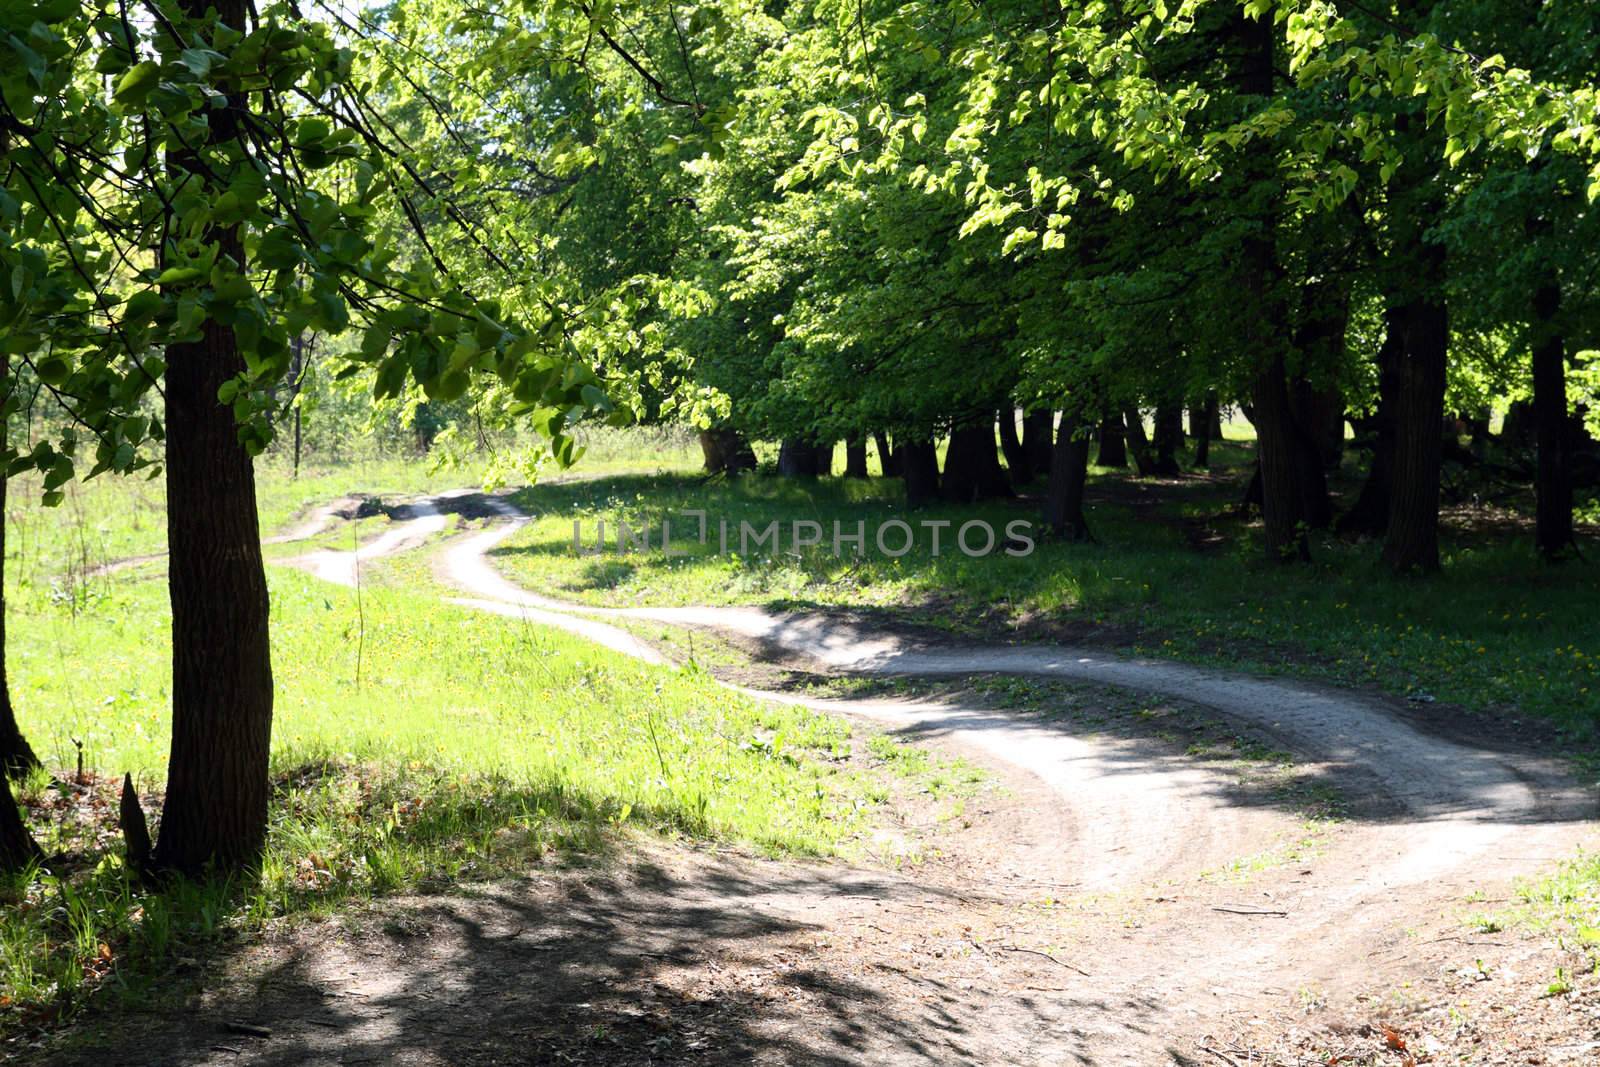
[384,0,1598,567]
[3,1,1598,878]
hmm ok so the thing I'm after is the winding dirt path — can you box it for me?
[250,490,1598,1063]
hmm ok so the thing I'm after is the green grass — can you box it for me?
[1,530,934,1032]
[490,457,1600,732]
[3,425,702,597]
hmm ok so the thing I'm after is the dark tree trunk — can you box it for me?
[0,364,43,871]
[698,428,757,475]
[1501,400,1536,448]
[997,409,1031,484]
[1022,410,1054,476]
[153,8,275,876]
[1298,383,1345,472]
[1383,284,1448,573]
[873,432,900,477]
[1232,10,1305,560]
[1252,355,1311,560]
[1338,305,1404,537]
[1189,397,1212,468]
[814,440,836,476]
[844,436,870,478]
[941,418,1013,503]
[876,431,902,476]
[1291,421,1334,530]
[901,439,940,507]
[0,395,40,781]
[1096,417,1127,467]
[156,310,276,876]
[1151,403,1185,475]
[1123,408,1155,476]
[777,437,822,479]
[1379,99,1450,574]
[1044,415,1092,541]
[0,779,38,873]
[1532,278,1573,560]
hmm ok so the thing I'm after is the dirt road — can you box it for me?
[59,491,1594,1066]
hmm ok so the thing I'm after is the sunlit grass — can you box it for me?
[1,549,921,1030]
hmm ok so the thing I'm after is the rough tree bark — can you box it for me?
[1532,273,1573,560]
[844,437,870,478]
[941,417,1013,502]
[698,428,757,475]
[151,0,276,877]
[777,437,822,478]
[1044,415,1092,541]
[1382,223,1449,573]
[1151,402,1185,475]
[1252,356,1311,560]
[901,439,940,507]
[1022,411,1054,476]
[1096,416,1128,467]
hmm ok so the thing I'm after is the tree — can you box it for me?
[6,0,610,875]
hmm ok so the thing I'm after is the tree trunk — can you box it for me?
[1189,397,1212,468]
[1096,416,1127,467]
[153,0,275,876]
[901,439,940,507]
[1338,304,1404,537]
[1044,415,1092,540]
[873,432,900,477]
[0,364,43,871]
[997,409,1031,484]
[1252,355,1311,561]
[777,437,821,479]
[941,418,1013,503]
[699,428,757,475]
[1151,403,1185,475]
[1383,284,1448,573]
[0,384,40,781]
[844,436,870,478]
[0,779,38,873]
[1123,408,1154,476]
[1233,9,1305,560]
[1532,277,1572,560]
[1023,411,1054,475]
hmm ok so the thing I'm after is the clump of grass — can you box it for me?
[1486,849,1600,946]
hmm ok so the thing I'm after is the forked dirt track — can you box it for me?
[63,491,1596,1066]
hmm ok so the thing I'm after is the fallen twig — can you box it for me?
[1211,905,1288,917]
[999,945,1090,976]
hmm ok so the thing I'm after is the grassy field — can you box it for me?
[1,456,947,1029]
[492,442,1600,733]
[3,425,703,595]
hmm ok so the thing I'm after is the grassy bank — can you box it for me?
[492,459,1600,732]
[1,544,913,1031]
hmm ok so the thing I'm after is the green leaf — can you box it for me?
[113,61,161,105]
